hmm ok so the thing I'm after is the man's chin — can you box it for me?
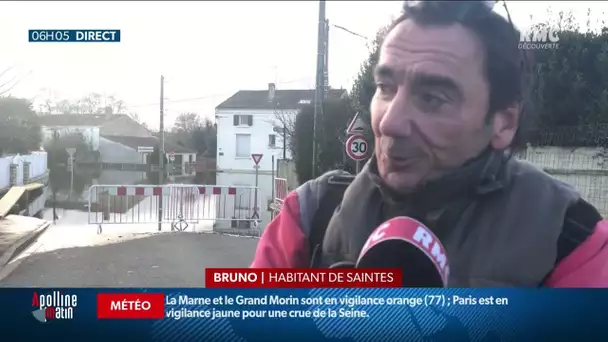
[382,172,422,194]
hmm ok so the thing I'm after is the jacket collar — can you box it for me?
[366,148,508,211]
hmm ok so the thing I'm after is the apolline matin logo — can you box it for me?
[28,30,121,43]
[519,27,560,50]
[31,291,78,323]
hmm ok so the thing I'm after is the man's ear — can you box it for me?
[490,102,521,150]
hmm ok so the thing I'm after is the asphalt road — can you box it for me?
[0,209,259,287]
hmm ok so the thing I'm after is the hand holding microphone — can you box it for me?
[329,217,450,287]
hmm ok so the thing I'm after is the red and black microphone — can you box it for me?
[356,217,450,287]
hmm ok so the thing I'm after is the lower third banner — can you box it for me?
[2,288,608,341]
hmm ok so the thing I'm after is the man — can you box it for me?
[251,1,608,287]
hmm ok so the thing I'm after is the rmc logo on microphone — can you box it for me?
[412,226,449,276]
[362,220,450,279]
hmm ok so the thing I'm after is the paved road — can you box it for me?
[0,209,259,287]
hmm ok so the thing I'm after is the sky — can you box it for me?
[0,1,606,130]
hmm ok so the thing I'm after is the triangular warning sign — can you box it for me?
[346,112,368,135]
[251,153,263,165]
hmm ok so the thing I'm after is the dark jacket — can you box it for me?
[252,151,608,287]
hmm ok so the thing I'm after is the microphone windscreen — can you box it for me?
[356,216,450,287]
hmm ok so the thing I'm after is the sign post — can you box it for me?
[66,148,76,201]
[168,151,175,182]
[251,153,263,220]
[345,112,369,174]
[345,135,369,173]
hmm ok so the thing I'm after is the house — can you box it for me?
[38,111,195,188]
[214,83,347,229]
[101,135,197,179]
[37,111,152,151]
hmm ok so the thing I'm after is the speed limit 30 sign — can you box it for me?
[345,134,369,161]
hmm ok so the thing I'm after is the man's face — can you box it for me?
[371,19,504,193]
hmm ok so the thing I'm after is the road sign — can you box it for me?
[169,151,175,162]
[137,146,154,153]
[251,153,263,165]
[345,134,369,161]
[346,112,368,135]
[65,148,76,156]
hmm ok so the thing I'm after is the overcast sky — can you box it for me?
[0,1,606,129]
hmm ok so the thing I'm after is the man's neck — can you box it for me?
[366,148,505,211]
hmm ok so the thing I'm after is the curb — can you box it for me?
[0,221,51,268]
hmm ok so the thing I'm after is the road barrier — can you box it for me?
[88,184,261,236]
[274,178,288,203]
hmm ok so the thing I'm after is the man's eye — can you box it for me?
[376,83,394,96]
[420,93,446,109]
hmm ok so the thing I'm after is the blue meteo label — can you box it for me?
[28,30,121,43]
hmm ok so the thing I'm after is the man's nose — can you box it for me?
[378,91,412,138]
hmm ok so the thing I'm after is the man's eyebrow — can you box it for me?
[410,72,462,97]
[374,65,395,78]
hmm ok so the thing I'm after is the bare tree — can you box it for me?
[104,95,127,114]
[273,108,298,157]
[43,93,132,115]
[172,112,202,133]
[0,65,30,97]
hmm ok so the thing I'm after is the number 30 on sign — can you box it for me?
[346,135,369,161]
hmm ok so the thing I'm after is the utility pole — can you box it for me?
[158,75,165,231]
[312,0,326,178]
[282,126,287,160]
[324,19,329,95]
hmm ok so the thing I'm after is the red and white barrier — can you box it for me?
[98,185,237,197]
[274,178,288,203]
[87,184,259,232]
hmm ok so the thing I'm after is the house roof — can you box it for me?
[102,135,195,154]
[216,88,347,110]
[37,114,127,126]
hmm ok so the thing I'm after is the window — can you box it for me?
[233,115,253,126]
[268,134,276,148]
[235,134,251,157]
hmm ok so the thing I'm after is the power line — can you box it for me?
[129,76,314,108]
[130,93,228,108]
[331,24,370,41]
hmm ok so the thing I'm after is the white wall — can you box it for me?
[41,126,100,151]
[216,109,295,172]
[23,152,48,180]
[0,157,11,189]
[517,146,608,216]
[0,153,49,190]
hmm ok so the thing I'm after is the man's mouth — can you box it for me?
[387,155,419,167]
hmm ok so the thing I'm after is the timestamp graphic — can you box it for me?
[28,30,120,43]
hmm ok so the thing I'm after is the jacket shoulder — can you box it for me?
[509,159,581,201]
[295,170,354,199]
[292,170,355,237]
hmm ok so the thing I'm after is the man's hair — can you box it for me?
[386,1,532,150]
